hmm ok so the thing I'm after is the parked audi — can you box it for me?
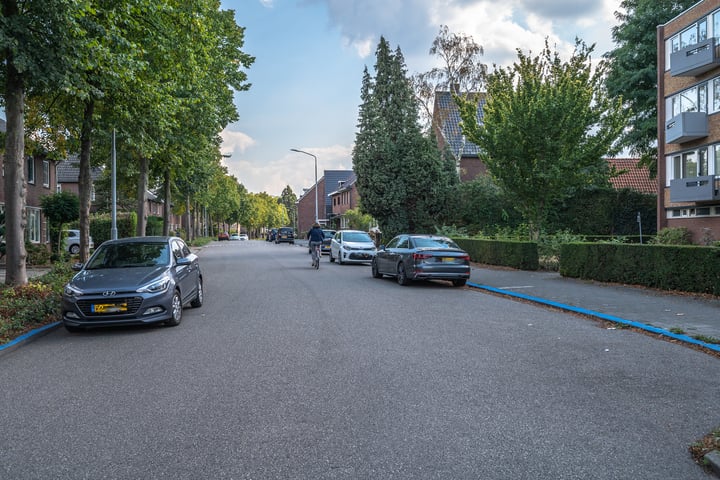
[61,236,203,332]
[372,234,470,286]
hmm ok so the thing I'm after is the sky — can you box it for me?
[219,0,624,197]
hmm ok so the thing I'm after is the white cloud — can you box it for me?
[220,129,256,155]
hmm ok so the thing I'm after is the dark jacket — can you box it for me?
[307,227,324,243]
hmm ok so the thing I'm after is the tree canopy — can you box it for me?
[458,40,629,240]
[353,37,458,237]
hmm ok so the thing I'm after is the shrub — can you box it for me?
[653,227,693,245]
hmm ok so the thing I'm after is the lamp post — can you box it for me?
[290,148,318,224]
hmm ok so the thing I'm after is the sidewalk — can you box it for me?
[468,265,720,353]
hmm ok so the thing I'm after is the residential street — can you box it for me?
[0,240,717,479]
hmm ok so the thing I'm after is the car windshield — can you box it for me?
[323,230,335,238]
[344,232,372,243]
[85,242,170,269]
[412,237,460,249]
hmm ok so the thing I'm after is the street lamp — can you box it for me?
[290,148,318,223]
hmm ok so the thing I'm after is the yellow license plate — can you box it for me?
[92,303,128,313]
[441,257,455,262]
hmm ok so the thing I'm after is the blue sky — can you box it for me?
[220,0,623,197]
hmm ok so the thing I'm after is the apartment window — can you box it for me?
[667,84,708,120]
[43,160,50,187]
[26,207,41,243]
[672,148,708,179]
[27,157,35,184]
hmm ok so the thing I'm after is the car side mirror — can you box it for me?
[72,262,84,271]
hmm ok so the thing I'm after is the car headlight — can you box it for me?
[63,284,83,297]
[137,275,171,294]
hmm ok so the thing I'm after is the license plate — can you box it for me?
[441,257,455,263]
[92,303,128,313]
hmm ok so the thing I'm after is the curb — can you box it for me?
[706,450,720,477]
[0,321,62,358]
[466,282,720,354]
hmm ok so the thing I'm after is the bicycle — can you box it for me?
[310,241,321,269]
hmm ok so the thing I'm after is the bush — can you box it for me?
[653,227,693,245]
[25,242,51,266]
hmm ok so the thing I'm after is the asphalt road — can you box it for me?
[0,240,717,479]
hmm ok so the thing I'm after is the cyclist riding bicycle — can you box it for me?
[307,223,324,267]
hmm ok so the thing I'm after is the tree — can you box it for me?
[39,192,81,255]
[0,0,89,285]
[353,37,458,237]
[604,0,696,176]
[458,39,629,240]
[278,185,298,230]
[412,25,487,131]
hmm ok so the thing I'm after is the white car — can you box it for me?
[63,229,94,255]
[238,234,249,241]
[329,230,377,264]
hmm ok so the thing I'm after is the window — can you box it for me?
[27,157,35,184]
[667,84,708,120]
[26,207,41,243]
[43,160,50,188]
[671,148,708,179]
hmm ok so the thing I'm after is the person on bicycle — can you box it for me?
[307,223,324,265]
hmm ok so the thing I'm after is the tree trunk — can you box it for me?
[185,196,192,241]
[162,169,171,236]
[136,156,149,237]
[78,100,95,263]
[3,48,28,286]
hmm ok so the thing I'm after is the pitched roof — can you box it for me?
[433,91,485,158]
[607,158,656,194]
[57,155,104,183]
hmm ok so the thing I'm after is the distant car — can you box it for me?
[266,229,277,242]
[275,227,295,244]
[61,236,203,332]
[238,233,249,241]
[63,229,94,255]
[372,234,470,287]
[218,232,230,241]
[329,230,376,264]
[308,229,336,255]
[229,233,240,241]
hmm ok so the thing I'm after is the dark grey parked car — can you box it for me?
[372,234,471,287]
[61,236,203,332]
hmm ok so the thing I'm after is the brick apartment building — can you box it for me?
[658,0,720,243]
[296,170,353,234]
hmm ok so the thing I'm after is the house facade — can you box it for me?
[658,0,720,243]
[296,170,353,234]
[328,173,359,229]
[0,119,59,248]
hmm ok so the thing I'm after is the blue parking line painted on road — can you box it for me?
[467,282,720,353]
[0,321,62,353]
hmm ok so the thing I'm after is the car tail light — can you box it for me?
[413,252,432,260]
[459,255,470,261]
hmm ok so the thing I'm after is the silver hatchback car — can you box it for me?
[329,230,376,264]
[61,236,203,331]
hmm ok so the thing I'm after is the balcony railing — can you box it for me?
[670,37,720,76]
[669,175,720,202]
[665,111,709,144]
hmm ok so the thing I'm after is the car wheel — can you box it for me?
[330,251,335,263]
[452,279,467,287]
[397,262,410,286]
[371,259,383,278]
[190,278,203,308]
[165,290,183,326]
[69,244,80,255]
[64,323,83,333]
[338,250,344,265]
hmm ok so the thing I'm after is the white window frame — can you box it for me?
[43,160,50,188]
[26,207,41,243]
[27,157,35,184]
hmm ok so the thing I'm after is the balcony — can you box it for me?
[670,38,720,76]
[669,175,720,202]
[665,111,708,144]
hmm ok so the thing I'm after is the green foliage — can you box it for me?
[452,237,539,270]
[25,243,51,266]
[653,227,693,245]
[353,37,458,237]
[146,216,164,236]
[342,208,374,231]
[458,39,629,240]
[0,263,74,344]
[449,176,523,235]
[40,191,81,254]
[605,0,698,176]
[560,242,720,295]
[90,213,138,246]
[548,187,656,236]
